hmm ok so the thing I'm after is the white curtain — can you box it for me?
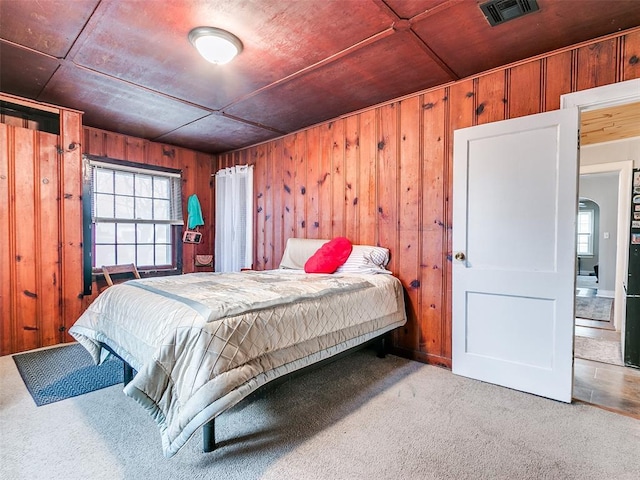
[214,165,253,272]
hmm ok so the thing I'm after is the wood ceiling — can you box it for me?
[1,0,640,154]
[581,102,640,146]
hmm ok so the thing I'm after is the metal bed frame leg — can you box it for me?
[123,363,134,386]
[120,355,217,453]
[117,334,386,455]
[203,418,216,452]
[375,335,387,358]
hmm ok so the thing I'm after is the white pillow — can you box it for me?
[335,245,392,274]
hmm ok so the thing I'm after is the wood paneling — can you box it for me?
[0,107,214,354]
[0,125,12,354]
[264,142,275,268]
[543,51,573,112]
[13,127,39,352]
[508,61,542,118]
[294,135,307,241]
[397,96,421,355]
[376,103,399,273]
[37,132,61,347]
[576,38,618,91]
[330,120,345,239]
[475,71,506,125]
[420,88,448,365]
[305,127,321,240]
[622,29,640,81]
[214,29,640,366]
[282,134,297,244]
[254,145,268,269]
[0,97,82,355]
[358,109,377,245]
[60,110,84,342]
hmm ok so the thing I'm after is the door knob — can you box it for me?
[454,252,466,261]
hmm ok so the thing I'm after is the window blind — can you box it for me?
[88,160,183,225]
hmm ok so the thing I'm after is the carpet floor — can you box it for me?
[2,347,639,480]
[12,343,123,406]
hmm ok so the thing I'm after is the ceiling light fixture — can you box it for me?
[188,26,243,65]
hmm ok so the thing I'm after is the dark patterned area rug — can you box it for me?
[13,343,123,406]
[575,296,613,322]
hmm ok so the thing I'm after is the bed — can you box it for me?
[69,238,407,457]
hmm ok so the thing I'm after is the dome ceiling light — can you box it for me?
[188,26,243,65]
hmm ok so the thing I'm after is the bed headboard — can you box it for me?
[279,238,330,269]
[279,237,391,274]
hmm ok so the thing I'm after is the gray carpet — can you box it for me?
[575,336,624,366]
[2,345,640,480]
[575,296,613,321]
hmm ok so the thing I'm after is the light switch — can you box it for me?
[603,232,610,239]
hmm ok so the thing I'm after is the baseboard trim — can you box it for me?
[597,290,614,298]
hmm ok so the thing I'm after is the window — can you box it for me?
[86,158,183,271]
[576,209,594,256]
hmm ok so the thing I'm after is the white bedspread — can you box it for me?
[70,270,406,457]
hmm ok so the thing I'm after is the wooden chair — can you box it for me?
[101,263,141,287]
[100,263,141,385]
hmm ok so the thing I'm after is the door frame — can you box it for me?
[562,78,640,360]
[561,79,640,112]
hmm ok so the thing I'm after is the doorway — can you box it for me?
[575,180,616,334]
[562,81,640,417]
[574,175,621,360]
[573,159,638,418]
[563,86,639,416]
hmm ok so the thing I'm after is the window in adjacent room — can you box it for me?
[576,208,594,256]
[85,156,183,273]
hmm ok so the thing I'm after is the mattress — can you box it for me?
[70,270,406,457]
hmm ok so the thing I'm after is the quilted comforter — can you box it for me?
[69,270,406,457]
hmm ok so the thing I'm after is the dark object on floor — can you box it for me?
[593,264,599,282]
[13,343,123,406]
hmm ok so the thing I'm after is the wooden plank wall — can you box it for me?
[0,106,83,355]
[216,28,640,367]
[0,119,214,355]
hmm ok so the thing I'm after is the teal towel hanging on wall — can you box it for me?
[187,194,205,229]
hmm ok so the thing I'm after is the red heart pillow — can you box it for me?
[304,237,353,274]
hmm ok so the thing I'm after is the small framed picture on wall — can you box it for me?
[183,230,202,244]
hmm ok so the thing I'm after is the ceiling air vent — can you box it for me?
[480,0,539,26]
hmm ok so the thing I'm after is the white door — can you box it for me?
[452,108,579,403]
